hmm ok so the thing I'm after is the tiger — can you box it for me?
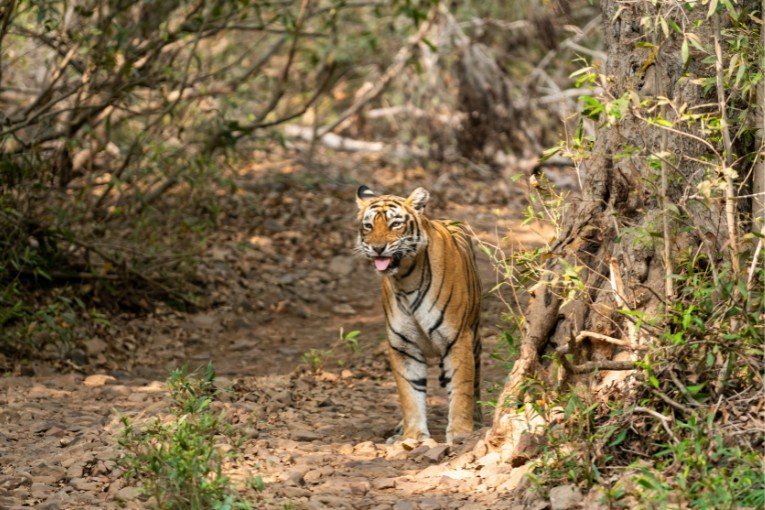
[355,185,482,444]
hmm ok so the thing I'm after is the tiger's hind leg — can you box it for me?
[441,330,479,444]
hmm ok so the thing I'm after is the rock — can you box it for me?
[282,486,312,498]
[332,304,356,315]
[285,471,305,487]
[116,486,142,501]
[418,498,443,510]
[66,464,83,479]
[348,480,370,495]
[476,451,500,468]
[372,478,397,490]
[83,374,116,387]
[353,441,377,456]
[31,482,52,499]
[393,501,418,510]
[423,445,449,463]
[83,338,108,356]
[472,439,488,457]
[191,314,218,329]
[69,477,99,491]
[304,467,334,484]
[400,438,419,451]
[36,498,61,510]
[0,475,31,489]
[328,256,355,277]
[549,484,583,510]
[407,445,430,458]
[291,429,321,442]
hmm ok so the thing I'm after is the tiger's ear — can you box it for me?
[406,187,429,214]
[356,185,378,209]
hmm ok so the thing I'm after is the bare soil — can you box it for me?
[0,150,567,509]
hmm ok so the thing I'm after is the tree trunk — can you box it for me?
[487,0,745,460]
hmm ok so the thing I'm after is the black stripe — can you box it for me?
[439,372,452,388]
[390,344,425,364]
[428,290,453,336]
[410,252,432,312]
[398,258,418,279]
[408,377,427,389]
[387,323,417,347]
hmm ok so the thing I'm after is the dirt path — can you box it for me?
[0,155,563,509]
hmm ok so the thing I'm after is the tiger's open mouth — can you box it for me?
[373,256,400,273]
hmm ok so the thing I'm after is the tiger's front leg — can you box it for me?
[441,330,479,444]
[387,335,429,442]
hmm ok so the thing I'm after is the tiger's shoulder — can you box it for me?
[431,219,475,254]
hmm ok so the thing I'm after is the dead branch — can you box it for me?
[634,406,678,442]
[574,330,646,350]
[557,352,636,374]
[283,125,427,159]
[316,9,436,137]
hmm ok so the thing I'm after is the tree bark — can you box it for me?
[487,0,738,459]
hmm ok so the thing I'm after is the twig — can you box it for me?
[556,351,636,374]
[668,370,701,407]
[574,330,646,350]
[651,389,694,415]
[316,8,436,136]
[634,406,678,442]
[713,14,740,273]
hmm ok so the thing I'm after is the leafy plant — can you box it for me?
[118,363,252,509]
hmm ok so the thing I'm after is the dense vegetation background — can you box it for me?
[0,0,762,508]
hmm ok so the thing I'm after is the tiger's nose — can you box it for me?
[372,245,386,255]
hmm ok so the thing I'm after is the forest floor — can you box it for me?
[0,149,585,509]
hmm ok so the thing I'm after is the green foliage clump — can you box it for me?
[119,363,252,510]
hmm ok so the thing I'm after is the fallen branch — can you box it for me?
[634,406,678,442]
[283,125,426,158]
[574,330,646,350]
[316,8,436,137]
[556,351,636,374]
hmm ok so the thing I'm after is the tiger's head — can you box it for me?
[355,185,430,275]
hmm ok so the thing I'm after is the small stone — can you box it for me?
[349,480,370,495]
[304,467,334,484]
[354,441,377,456]
[418,498,443,510]
[291,429,321,442]
[45,426,66,438]
[31,482,52,499]
[408,445,430,458]
[69,477,99,491]
[423,445,449,463]
[36,498,61,510]
[83,338,108,356]
[282,486,312,498]
[0,475,30,490]
[66,464,83,479]
[549,484,583,510]
[332,304,356,315]
[472,439,488,457]
[476,451,500,467]
[400,438,419,451]
[372,478,397,490]
[285,471,305,487]
[116,486,142,501]
[83,374,116,387]
[393,501,418,510]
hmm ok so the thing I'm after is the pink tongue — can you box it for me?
[374,257,392,271]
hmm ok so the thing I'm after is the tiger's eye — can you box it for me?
[363,223,372,230]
